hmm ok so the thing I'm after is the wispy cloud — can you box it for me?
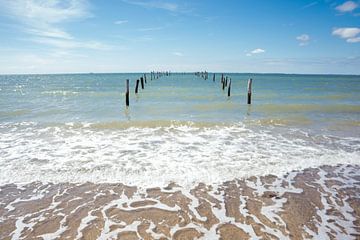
[335,1,358,13]
[31,37,112,50]
[0,0,91,23]
[115,35,153,43]
[122,0,178,12]
[172,51,183,56]
[0,0,111,50]
[0,0,90,38]
[332,27,360,43]
[302,1,318,9]
[296,34,310,46]
[246,48,265,56]
[114,20,128,25]
[137,26,164,32]
[27,28,74,40]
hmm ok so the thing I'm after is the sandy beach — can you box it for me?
[1,164,359,239]
[1,0,360,239]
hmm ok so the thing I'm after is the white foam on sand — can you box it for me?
[0,122,359,188]
[2,165,359,240]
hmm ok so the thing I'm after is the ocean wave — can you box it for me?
[0,122,359,188]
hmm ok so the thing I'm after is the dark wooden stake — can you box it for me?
[125,79,129,107]
[225,76,228,87]
[144,74,147,83]
[228,79,231,97]
[213,73,215,82]
[222,78,225,90]
[247,78,252,104]
[135,79,139,94]
[141,77,144,89]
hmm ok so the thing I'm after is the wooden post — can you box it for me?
[225,76,228,87]
[144,74,147,83]
[141,77,144,89]
[213,73,215,82]
[125,79,129,107]
[247,78,252,104]
[222,78,225,90]
[135,79,139,94]
[221,74,224,83]
[151,72,153,80]
[228,79,231,97]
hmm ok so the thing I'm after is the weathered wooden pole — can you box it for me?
[141,77,144,89]
[125,79,129,107]
[228,79,231,97]
[222,78,225,90]
[135,79,139,94]
[225,76,228,87]
[213,73,215,82]
[247,78,252,104]
[144,74,147,83]
[221,74,224,83]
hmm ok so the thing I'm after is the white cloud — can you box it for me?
[296,34,310,41]
[332,27,360,38]
[332,27,360,43]
[172,52,183,56]
[0,0,90,24]
[246,48,265,57]
[252,48,265,54]
[347,37,360,42]
[122,0,178,12]
[0,0,90,39]
[296,34,310,46]
[114,20,128,25]
[335,1,358,12]
[0,0,111,50]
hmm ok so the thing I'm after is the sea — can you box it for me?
[0,73,359,188]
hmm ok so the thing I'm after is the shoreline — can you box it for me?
[1,164,359,239]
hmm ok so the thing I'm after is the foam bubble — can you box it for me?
[0,122,359,188]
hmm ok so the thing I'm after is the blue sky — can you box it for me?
[0,0,359,74]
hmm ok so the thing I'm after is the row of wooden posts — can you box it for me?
[125,71,171,107]
[195,71,252,104]
[125,72,252,107]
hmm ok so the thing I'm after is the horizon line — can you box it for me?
[0,71,359,76]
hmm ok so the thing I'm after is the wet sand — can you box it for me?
[0,164,359,240]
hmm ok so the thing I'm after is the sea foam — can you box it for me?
[0,122,359,188]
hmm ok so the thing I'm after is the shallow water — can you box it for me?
[0,73,359,186]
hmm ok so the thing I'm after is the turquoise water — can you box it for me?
[0,73,359,186]
[1,73,359,130]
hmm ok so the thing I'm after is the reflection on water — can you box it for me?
[124,107,131,121]
[247,105,252,116]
